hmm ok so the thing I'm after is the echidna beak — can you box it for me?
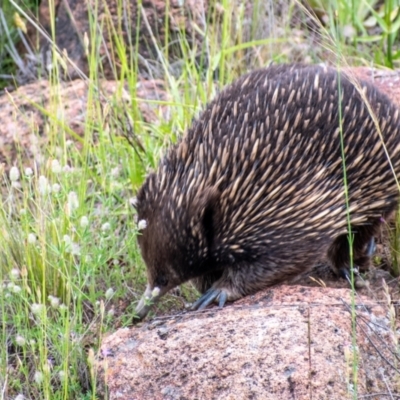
[135,284,162,320]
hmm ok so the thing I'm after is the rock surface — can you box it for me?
[0,78,169,166]
[98,285,399,399]
[16,0,311,82]
[19,0,209,80]
[346,67,400,107]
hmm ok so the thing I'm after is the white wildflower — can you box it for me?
[10,268,20,279]
[51,297,60,309]
[52,183,61,193]
[34,371,43,385]
[27,233,37,244]
[48,295,60,309]
[151,287,160,298]
[51,159,62,174]
[9,166,20,182]
[138,219,147,230]
[101,222,111,232]
[14,394,25,400]
[58,370,66,382]
[105,288,114,300]
[19,208,27,215]
[80,216,89,228]
[63,235,72,246]
[70,242,81,256]
[67,191,79,212]
[58,304,68,313]
[15,335,26,346]
[31,303,44,315]
[63,235,80,255]
[11,285,21,294]
[25,167,33,177]
[63,165,72,173]
[38,175,51,195]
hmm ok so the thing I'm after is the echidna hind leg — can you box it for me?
[327,222,380,279]
[341,237,376,284]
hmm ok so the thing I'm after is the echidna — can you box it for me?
[134,64,400,319]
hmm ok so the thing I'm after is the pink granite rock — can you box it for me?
[98,285,399,399]
[0,78,169,166]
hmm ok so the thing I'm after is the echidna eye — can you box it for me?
[155,276,168,287]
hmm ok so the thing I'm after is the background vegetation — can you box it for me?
[0,0,399,398]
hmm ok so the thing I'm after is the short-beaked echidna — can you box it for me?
[135,64,400,319]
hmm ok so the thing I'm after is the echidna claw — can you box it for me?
[191,288,218,310]
[366,237,376,257]
[191,288,228,311]
[340,266,360,286]
[218,291,227,308]
[339,268,351,283]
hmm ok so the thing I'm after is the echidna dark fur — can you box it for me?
[134,64,400,319]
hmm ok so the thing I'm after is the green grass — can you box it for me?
[1,0,400,398]
[0,0,40,90]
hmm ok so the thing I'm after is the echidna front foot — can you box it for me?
[339,266,360,285]
[191,288,229,310]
